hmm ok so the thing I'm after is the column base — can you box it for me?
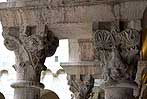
[11,81,44,99]
[101,80,138,99]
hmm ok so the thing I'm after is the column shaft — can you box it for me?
[14,88,40,99]
[105,87,134,99]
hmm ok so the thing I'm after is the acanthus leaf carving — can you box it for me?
[2,25,59,81]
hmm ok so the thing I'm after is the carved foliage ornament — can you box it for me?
[93,28,140,81]
[2,25,59,81]
[68,75,94,99]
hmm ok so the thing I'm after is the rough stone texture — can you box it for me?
[93,28,140,81]
[2,26,59,81]
[105,87,134,99]
[13,87,40,99]
[2,25,59,99]
[0,3,115,25]
[61,62,102,78]
[68,39,95,62]
[61,62,101,99]
[66,74,94,99]
[78,39,95,61]
[119,1,147,20]
[0,0,146,39]
[92,20,140,99]
[0,0,146,99]
[61,38,100,99]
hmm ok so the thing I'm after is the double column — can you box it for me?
[2,26,59,99]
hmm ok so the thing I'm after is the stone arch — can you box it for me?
[40,89,59,99]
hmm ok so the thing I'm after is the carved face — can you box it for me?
[2,27,20,51]
[4,38,18,51]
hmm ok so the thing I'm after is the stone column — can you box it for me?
[105,87,134,99]
[2,26,59,99]
[92,22,140,99]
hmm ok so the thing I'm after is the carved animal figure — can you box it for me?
[93,28,140,81]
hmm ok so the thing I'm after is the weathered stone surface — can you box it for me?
[68,39,95,62]
[62,38,101,99]
[2,26,59,81]
[61,62,102,78]
[93,28,140,81]
[78,39,95,61]
[0,0,145,99]
[2,25,59,99]
[105,87,134,99]
[120,1,147,20]
[61,61,102,99]
[66,74,94,99]
[92,20,140,99]
[0,0,146,39]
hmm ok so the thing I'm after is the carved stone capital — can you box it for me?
[93,28,140,82]
[2,25,59,82]
[67,74,95,99]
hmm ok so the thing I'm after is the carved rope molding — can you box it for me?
[93,28,140,81]
[2,25,59,82]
